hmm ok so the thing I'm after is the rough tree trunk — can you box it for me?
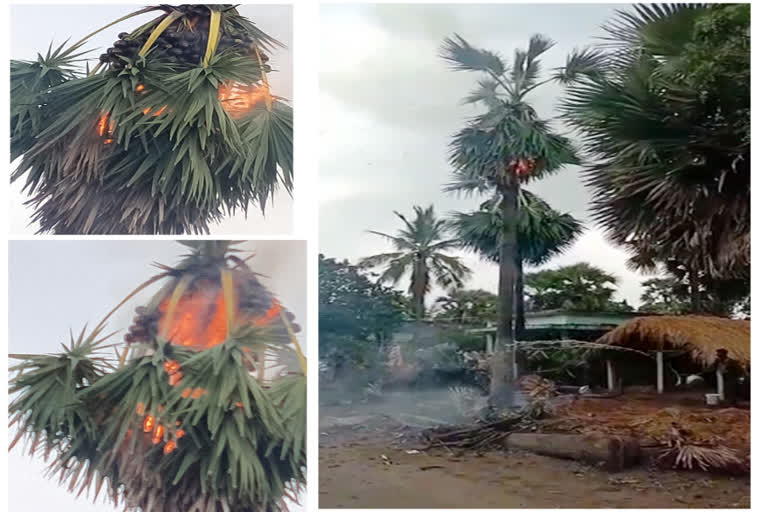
[514,254,525,337]
[689,266,702,313]
[514,253,526,373]
[491,175,519,402]
[503,433,641,471]
[411,259,427,319]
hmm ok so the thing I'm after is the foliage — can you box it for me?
[440,33,579,357]
[433,288,497,325]
[639,273,749,317]
[525,262,634,312]
[11,5,292,234]
[9,242,305,512]
[359,205,470,319]
[639,277,689,314]
[558,4,750,287]
[319,254,405,366]
[450,189,583,265]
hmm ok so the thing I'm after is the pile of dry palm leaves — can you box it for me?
[656,426,747,474]
[9,242,306,512]
[547,397,750,474]
[420,400,549,452]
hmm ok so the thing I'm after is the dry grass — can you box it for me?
[598,315,750,366]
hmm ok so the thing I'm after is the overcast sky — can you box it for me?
[318,3,653,307]
[9,240,306,511]
[10,4,293,235]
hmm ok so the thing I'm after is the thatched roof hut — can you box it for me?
[597,315,750,366]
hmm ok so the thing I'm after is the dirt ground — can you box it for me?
[319,420,750,508]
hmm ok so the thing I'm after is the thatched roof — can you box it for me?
[597,315,750,366]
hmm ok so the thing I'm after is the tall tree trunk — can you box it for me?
[411,259,427,320]
[689,266,702,313]
[515,254,525,337]
[491,176,519,401]
[514,254,527,374]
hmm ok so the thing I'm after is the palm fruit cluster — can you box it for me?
[100,4,270,71]
[11,4,292,234]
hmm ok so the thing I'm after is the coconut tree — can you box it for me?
[9,241,306,512]
[557,4,750,286]
[440,34,578,391]
[359,205,470,320]
[11,4,292,234]
[450,189,583,335]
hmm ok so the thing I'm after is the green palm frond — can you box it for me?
[559,3,749,281]
[450,189,584,266]
[11,4,292,234]
[361,205,469,318]
[439,34,508,78]
[10,241,306,511]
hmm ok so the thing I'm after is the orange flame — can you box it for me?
[218,83,272,119]
[129,282,286,456]
[163,440,176,454]
[157,280,283,350]
[152,425,165,444]
[97,113,116,144]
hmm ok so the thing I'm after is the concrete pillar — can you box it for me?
[656,351,664,394]
[606,359,615,391]
[716,366,725,400]
[485,333,494,354]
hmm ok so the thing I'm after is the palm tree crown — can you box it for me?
[450,189,583,266]
[359,205,470,319]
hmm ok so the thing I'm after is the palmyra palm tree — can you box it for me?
[9,241,305,512]
[433,288,497,325]
[359,205,470,320]
[440,34,578,389]
[557,4,750,289]
[450,189,583,335]
[11,4,292,234]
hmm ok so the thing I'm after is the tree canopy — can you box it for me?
[525,262,633,313]
[319,254,405,360]
[559,4,750,288]
[359,205,470,319]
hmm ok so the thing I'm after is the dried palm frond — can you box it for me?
[657,442,746,474]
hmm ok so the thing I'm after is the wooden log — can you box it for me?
[503,433,641,471]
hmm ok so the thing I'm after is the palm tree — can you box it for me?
[11,4,292,234]
[433,288,497,325]
[557,4,750,289]
[450,189,583,335]
[440,35,578,389]
[359,205,470,320]
[525,262,627,312]
[10,242,306,511]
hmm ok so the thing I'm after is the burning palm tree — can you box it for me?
[11,4,292,234]
[9,241,306,512]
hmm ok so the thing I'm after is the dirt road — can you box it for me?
[319,425,750,508]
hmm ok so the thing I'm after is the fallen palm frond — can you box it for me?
[657,443,745,473]
[421,401,548,451]
[656,425,748,474]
